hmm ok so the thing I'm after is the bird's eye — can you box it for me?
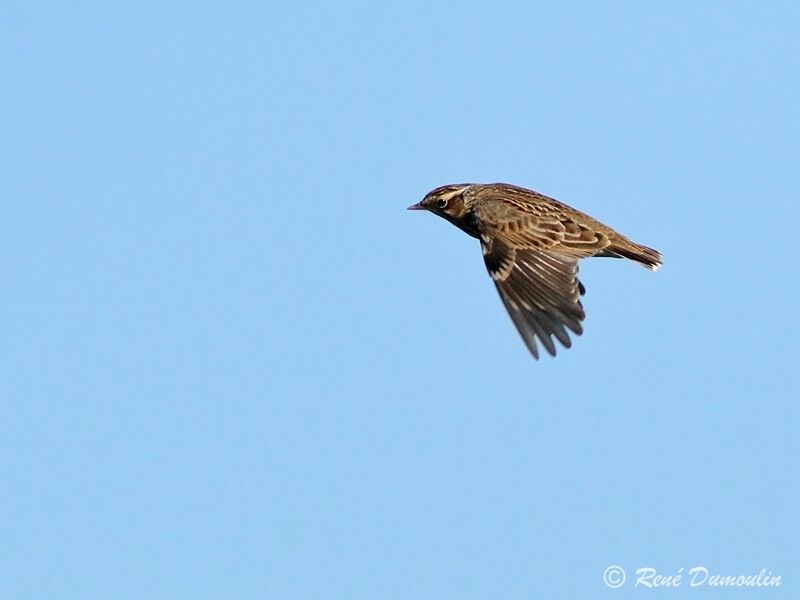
[437,198,448,209]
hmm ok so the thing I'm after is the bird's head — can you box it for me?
[407,184,473,225]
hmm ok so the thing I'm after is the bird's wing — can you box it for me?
[481,234,585,358]
[470,194,613,357]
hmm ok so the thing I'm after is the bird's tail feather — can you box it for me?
[609,241,662,271]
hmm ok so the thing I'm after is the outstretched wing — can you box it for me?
[470,192,608,358]
[481,235,585,358]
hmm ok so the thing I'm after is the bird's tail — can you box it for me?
[608,239,662,271]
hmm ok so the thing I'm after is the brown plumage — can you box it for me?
[408,183,661,359]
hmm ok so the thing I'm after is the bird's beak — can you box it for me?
[407,202,425,211]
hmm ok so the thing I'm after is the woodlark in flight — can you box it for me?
[408,183,661,359]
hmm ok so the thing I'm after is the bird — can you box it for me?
[408,183,661,359]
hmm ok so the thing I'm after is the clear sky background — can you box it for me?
[2,2,798,599]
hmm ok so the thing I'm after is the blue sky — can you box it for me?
[2,1,798,598]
